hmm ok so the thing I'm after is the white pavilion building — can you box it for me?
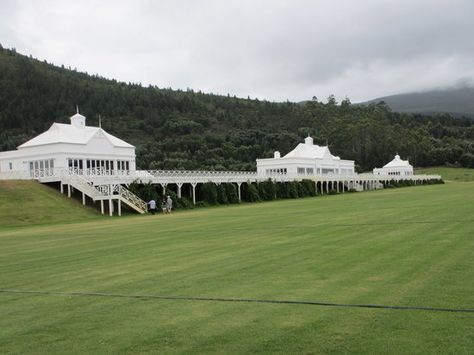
[373,154,413,176]
[0,111,136,176]
[256,136,355,179]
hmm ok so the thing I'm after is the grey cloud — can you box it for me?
[1,0,473,102]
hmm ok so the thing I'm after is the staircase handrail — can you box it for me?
[63,171,107,199]
[119,186,148,213]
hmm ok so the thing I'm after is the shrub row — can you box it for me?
[128,178,444,211]
[383,178,444,188]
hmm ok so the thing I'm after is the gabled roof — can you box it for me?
[284,143,331,159]
[18,123,134,149]
[283,136,339,160]
[383,154,411,168]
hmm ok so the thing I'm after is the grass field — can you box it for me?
[0,171,473,353]
[0,181,100,229]
[415,166,474,182]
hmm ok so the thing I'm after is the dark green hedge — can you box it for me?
[127,178,443,211]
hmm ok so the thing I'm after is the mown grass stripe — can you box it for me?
[1,289,473,313]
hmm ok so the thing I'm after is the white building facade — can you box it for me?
[373,154,413,176]
[0,111,136,176]
[256,136,355,180]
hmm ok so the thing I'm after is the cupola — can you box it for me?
[70,107,86,128]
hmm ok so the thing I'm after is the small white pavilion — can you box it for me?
[373,154,413,176]
[256,136,355,179]
[0,110,136,176]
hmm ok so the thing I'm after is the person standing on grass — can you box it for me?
[148,199,156,215]
[166,195,173,214]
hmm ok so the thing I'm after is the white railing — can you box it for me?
[62,173,105,200]
[358,173,442,181]
[0,170,32,180]
[119,186,147,214]
[147,169,257,177]
[61,170,147,213]
[0,168,442,185]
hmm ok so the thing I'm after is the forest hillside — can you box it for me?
[1,46,473,170]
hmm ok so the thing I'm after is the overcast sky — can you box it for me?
[1,0,474,102]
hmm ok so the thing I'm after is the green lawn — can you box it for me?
[415,166,474,182]
[0,181,473,353]
[0,180,100,229]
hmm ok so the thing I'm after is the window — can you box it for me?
[306,168,314,175]
[9,162,12,170]
[297,167,305,174]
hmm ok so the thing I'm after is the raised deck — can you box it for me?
[0,168,442,215]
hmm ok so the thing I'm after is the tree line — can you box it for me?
[1,46,473,170]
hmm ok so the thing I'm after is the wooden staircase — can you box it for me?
[60,173,147,215]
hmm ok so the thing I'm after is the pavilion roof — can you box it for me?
[283,136,339,160]
[383,154,411,168]
[18,123,134,149]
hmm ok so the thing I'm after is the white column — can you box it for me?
[177,183,183,198]
[237,182,242,202]
[60,183,64,194]
[192,183,197,205]
[118,198,122,216]
[162,184,167,196]
[336,181,339,193]
[101,200,104,215]
[109,184,114,216]
[326,181,329,194]
[67,184,71,198]
[82,192,85,205]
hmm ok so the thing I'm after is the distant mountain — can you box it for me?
[363,86,474,117]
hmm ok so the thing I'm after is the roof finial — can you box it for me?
[98,114,102,128]
[76,105,79,114]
